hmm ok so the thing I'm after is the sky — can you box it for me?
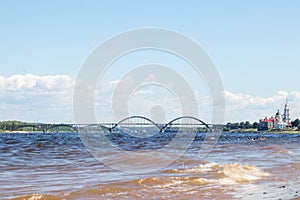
[0,0,300,123]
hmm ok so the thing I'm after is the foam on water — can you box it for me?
[171,162,269,184]
[222,163,270,183]
[13,194,62,200]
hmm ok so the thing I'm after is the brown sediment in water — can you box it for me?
[2,132,300,199]
[11,163,270,199]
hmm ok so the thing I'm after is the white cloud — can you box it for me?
[0,74,299,124]
[0,74,74,91]
[0,74,74,122]
[224,90,300,122]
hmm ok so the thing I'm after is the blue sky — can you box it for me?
[1,1,300,123]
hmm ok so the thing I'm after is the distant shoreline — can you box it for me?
[0,130,44,134]
[227,129,300,134]
[1,130,300,134]
[0,130,71,134]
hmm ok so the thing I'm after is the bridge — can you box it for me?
[12,116,218,133]
[110,116,210,133]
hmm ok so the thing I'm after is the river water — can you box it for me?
[0,131,299,200]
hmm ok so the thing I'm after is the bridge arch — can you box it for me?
[162,116,209,131]
[112,116,161,130]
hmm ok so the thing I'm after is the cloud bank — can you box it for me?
[0,74,74,123]
[0,74,299,123]
[224,90,300,122]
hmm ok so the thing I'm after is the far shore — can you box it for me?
[1,129,300,134]
[0,130,44,134]
[0,130,73,134]
[227,128,300,134]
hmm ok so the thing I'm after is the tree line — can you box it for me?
[0,121,74,132]
[223,121,259,131]
[0,120,27,131]
[224,119,300,131]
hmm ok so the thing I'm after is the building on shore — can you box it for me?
[258,99,291,131]
[282,99,291,125]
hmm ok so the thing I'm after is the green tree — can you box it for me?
[245,121,251,129]
[223,122,232,131]
[292,119,300,127]
[252,122,259,129]
[239,122,245,129]
[232,123,239,129]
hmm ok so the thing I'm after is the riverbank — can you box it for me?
[0,130,72,134]
[227,128,300,134]
[0,130,44,134]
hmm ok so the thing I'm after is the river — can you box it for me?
[0,131,299,199]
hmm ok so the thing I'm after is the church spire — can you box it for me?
[283,97,290,125]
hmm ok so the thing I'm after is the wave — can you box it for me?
[12,194,62,200]
[167,162,269,184]
[11,162,270,200]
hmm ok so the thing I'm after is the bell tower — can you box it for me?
[283,98,291,125]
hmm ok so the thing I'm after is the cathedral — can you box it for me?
[258,99,291,131]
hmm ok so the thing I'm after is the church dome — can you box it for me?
[275,110,281,116]
[275,109,282,122]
